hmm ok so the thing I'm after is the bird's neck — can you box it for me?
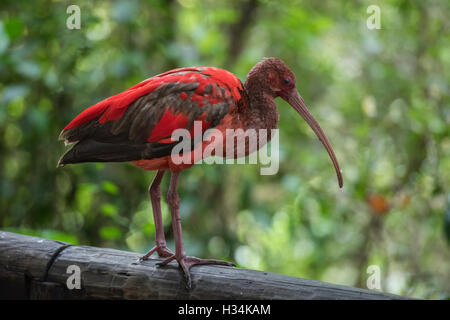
[241,80,279,131]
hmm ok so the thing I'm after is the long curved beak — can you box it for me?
[285,90,343,188]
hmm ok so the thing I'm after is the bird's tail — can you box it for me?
[57,139,153,167]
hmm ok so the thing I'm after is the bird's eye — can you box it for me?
[284,78,290,84]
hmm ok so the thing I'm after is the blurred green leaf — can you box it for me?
[100,226,122,240]
[4,17,24,41]
[101,203,118,216]
[102,181,119,195]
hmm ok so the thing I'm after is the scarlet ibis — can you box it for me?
[58,57,343,288]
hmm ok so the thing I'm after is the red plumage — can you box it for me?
[63,67,243,137]
[58,66,244,171]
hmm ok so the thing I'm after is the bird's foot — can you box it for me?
[139,244,174,262]
[156,255,235,289]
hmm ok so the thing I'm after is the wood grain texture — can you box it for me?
[0,231,409,300]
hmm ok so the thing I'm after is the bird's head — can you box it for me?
[248,57,343,188]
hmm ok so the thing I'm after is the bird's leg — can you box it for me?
[139,170,174,261]
[156,171,234,289]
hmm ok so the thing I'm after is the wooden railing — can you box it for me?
[0,231,409,299]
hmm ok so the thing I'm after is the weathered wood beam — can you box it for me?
[0,231,409,299]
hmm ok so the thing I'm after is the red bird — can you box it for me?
[58,57,343,288]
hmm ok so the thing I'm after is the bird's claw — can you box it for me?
[156,255,234,289]
[137,256,148,263]
[138,244,174,262]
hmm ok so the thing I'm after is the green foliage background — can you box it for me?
[1,0,449,298]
